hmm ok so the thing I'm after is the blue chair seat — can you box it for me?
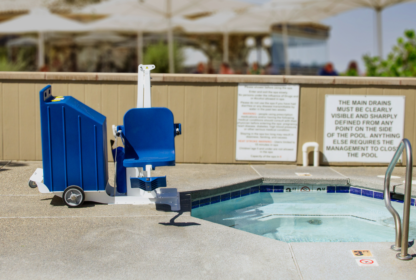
[121,107,178,170]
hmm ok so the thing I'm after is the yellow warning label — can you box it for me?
[51,97,64,102]
[352,250,372,257]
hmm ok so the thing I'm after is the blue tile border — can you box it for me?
[336,186,350,193]
[241,188,250,197]
[327,186,336,193]
[274,186,284,193]
[192,200,199,209]
[260,185,273,192]
[374,192,384,200]
[200,198,210,207]
[350,187,361,195]
[250,186,260,194]
[362,189,374,198]
[211,195,220,204]
[391,199,404,203]
[231,191,240,199]
[191,184,416,209]
[221,193,230,201]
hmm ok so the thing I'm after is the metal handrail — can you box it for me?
[384,138,413,261]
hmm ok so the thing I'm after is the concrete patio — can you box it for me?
[1,161,416,279]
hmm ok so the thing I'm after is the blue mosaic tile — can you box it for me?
[260,185,273,192]
[274,186,284,193]
[336,186,349,193]
[192,200,199,209]
[374,192,384,200]
[350,187,361,195]
[241,188,250,197]
[327,186,336,193]
[250,186,260,194]
[210,195,221,204]
[200,198,210,207]
[231,191,240,199]
[412,198,415,206]
[221,193,231,201]
[362,189,374,198]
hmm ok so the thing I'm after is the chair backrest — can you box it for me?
[123,108,175,161]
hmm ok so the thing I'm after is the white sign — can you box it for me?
[323,95,405,163]
[236,84,299,161]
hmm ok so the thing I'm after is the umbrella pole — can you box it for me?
[38,32,45,70]
[223,32,229,63]
[137,30,143,65]
[257,36,262,66]
[167,0,175,73]
[282,23,290,75]
[376,8,383,59]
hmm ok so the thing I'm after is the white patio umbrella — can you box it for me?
[0,7,87,69]
[0,0,55,12]
[6,37,38,47]
[182,11,270,63]
[238,0,357,74]
[80,0,252,73]
[86,14,187,64]
[74,32,128,45]
[337,0,416,58]
[183,0,351,74]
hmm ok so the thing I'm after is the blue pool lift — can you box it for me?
[29,65,182,210]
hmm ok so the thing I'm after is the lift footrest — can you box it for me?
[130,176,167,192]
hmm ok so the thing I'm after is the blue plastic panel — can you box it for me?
[39,85,108,192]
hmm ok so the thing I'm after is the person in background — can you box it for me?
[207,62,215,74]
[39,56,49,72]
[345,61,359,76]
[193,62,205,74]
[249,62,261,75]
[265,62,279,75]
[220,62,234,74]
[319,62,338,76]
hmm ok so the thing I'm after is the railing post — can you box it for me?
[384,139,413,261]
[397,139,413,260]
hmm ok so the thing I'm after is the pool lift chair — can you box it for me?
[29,64,181,210]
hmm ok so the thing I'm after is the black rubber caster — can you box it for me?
[28,180,38,188]
[63,186,85,208]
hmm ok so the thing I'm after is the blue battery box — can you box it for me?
[39,85,108,192]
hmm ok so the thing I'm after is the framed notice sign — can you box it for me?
[236,83,300,161]
[323,95,405,163]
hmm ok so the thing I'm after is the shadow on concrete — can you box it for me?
[0,161,29,172]
[159,212,200,227]
[41,195,96,208]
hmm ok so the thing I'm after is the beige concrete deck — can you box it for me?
[1,161,416,279]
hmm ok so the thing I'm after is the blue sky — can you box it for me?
[239,0,416,74]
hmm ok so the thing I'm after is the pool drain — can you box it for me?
[308,219,322,225]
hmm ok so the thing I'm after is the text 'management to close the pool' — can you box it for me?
[236,84,300,162]
[323,95,405,163]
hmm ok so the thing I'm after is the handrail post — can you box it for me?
[384,139,413,261]
[397,139,413,260]
[384,142,404,251]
